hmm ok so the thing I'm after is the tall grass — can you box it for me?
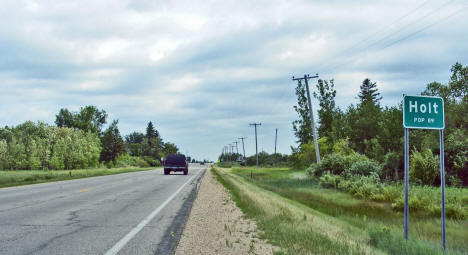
[226,167,468,254]
[212,167,372,254]
[0,167,154,188]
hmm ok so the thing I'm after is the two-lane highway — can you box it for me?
[0,164,205,255]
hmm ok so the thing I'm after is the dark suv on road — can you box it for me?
[163,154,188,175]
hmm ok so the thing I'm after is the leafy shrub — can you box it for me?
[445,128,468,186]
[298,137,331,167]
[142,156,161,167]
[410,148,439,185]
[218,162,233,168]
[345,173,383,200]
[382,151,404,181]
[332,138,354,155]
[313,153,350,177]
[448,175,462,187]
[382,185,401,201]
[391,185,466,220]
[114,154,149,168]
[305,163,317,177]
[312,152,369,177]
[319,172,343,188]
[348,160,382,177]
[364,138,385,162]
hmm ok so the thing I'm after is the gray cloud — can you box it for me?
[1,0,468,160]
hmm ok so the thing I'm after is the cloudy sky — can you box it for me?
[1,0,467,160]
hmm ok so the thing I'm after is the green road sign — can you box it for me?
[403,95,444,129]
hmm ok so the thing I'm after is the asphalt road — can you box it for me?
[0,164,206,255]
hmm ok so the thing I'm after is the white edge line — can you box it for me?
[104,172,200,255]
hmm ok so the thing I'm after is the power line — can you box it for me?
[318,0,458,73]
[318,0,433,73]
[381,4,468,50]
[358,0,456,53]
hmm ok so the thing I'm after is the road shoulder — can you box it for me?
[175,167,276,255]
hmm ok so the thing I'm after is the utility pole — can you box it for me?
[249,123,261,167]
[274,128,278,155]
[292,74,320,163]
[274,128,278,166]
[233,141,239,154]
[238,137,247,159]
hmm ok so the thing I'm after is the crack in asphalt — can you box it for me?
[24,226,91,255]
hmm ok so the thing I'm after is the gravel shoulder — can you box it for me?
[175,168,277,255]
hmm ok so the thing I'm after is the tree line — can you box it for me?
[292,62,468,187]
[0,106,179,170]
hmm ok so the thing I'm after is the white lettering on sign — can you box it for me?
[409,101,418,112]
[414,117,425,122]
[409,101,439,114]
[428,118,435,123]
[420,104,427,113]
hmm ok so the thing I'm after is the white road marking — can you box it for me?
[104,171,200,255]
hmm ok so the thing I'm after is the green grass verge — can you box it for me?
[212,167,372,255]
[227,167,467,254]
[0,167,156,188]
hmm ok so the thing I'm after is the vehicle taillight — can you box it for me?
[184,161,187,166]
[163,161,165,166]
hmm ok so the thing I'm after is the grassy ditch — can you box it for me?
[0,167,155,188]
[213,167,379,255]
[214,166,468,254]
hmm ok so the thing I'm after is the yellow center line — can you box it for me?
[76,188,91,193]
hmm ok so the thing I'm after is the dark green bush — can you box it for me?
[410,148,439,185]
[311,152,368,177]
[115,154,149,168]
[143,156,161,167]
[348,160,382,177]
[319,172,343,188]
[382,151,404,181]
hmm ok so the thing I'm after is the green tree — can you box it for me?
[55,105,107,134]
[378,106,403,153]
[163,142,179,157]
[346,79,383,153]
[358,78,382,103]
[292,80,313,146]
[0,122,101,170]
[55,109,74,128]
[125,132,145,157]
[146,121,160,140]
[100,120,125,163]
[143,121,163,165]
[314,79,338,139]
[445,129,468,186]
[449,62,468,100]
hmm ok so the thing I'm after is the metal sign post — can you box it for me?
[404,127,409,240]
[402,95,445,250]
[439,129,446,250]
